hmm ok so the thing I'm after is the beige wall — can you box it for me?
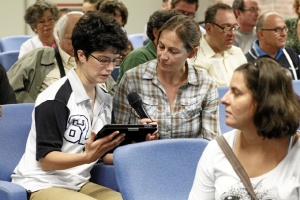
[0,0,297,38]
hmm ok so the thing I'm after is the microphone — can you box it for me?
[127,92,152,119]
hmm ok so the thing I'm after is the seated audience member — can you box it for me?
[246,11,300,80]
[170,0,206,34]
[114,15,220,140]
[189,57,300,200]
[0,64,16,104]
[190,3,247,86]
[99,0,132,62]
[232,0,259,54]
[82,0,104,13]
[117,9,180,83]
[162,0,172,10]
[143,0,172,42]
[99,0,128,33]
[11,11,129,200]
[58,8,72,18]
[19,1,59,59]
[285,0,300,54]
[8,12,84,103]
[144,0,206,44]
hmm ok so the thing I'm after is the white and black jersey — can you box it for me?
[12,68,113,192]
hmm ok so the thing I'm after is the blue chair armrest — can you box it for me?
[0,180,27,200]
[90,162,119,192]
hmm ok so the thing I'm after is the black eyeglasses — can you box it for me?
[84,51,122,66]
[242,7,260,13]
[211,22,240,33]
[260,27,288,34]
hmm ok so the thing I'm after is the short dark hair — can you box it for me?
[205,3,233,24]
[232,0,244,11]
[99,0,129,26]
[157,15,201,53]
[232,0,244,17]
[72,11,128,60]
[24,1,59,31]
[235,57,300,138]
[146,10,181,41]
[171,0,199,11]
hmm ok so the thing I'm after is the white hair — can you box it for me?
[54,11,84,40]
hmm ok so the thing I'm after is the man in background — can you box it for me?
[162,0,172,10]
[191,3,247,86]
[246,11,300,80]
[82,0,103,13]
[143,0,205,43]
[232,0,259,54]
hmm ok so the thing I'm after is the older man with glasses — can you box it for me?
[189,3,247,87]
[232,0,260,54]
[246,11,300,80]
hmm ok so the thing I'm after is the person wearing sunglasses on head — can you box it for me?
[189,3,247,87]
[246,11,300,80]
[232,0,260,54]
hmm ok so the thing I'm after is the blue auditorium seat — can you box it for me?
[218,86,233,134]
[114,138,209,200]
[0,103,34,200]
[0,35,32,52]
[0,103,119,200]
[128,33,143,49]
[0,51,19,71]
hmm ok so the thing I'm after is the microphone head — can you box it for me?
[127,92,143,108]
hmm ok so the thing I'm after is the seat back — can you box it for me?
[128,33,143,49]
[111,66,120,81]
[218,86,233,134]
[0,35,32,52]
[0,51,19,71]
[114,138,209,200]
[292,80,300,96]
[0,103,34,181]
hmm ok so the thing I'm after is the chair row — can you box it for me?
[2,80,300,199]
[0,103,209,200]
[0,35,32,52]
[0,50,19,71]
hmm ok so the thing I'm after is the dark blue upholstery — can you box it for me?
[0,35,32,52]
[90,162,118,191]
[0,51,19,71]
[111,66,120,81]
[114,138,209,200]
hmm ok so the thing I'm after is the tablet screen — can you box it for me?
[94,124,157,151]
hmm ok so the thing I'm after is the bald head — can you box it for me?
[256,12,284,31]
[55,11,84,57]
[256,11,287,55]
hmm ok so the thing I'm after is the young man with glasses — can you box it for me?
[246,11,300,80]
[232,0,260,54]
[190,3,247,87]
